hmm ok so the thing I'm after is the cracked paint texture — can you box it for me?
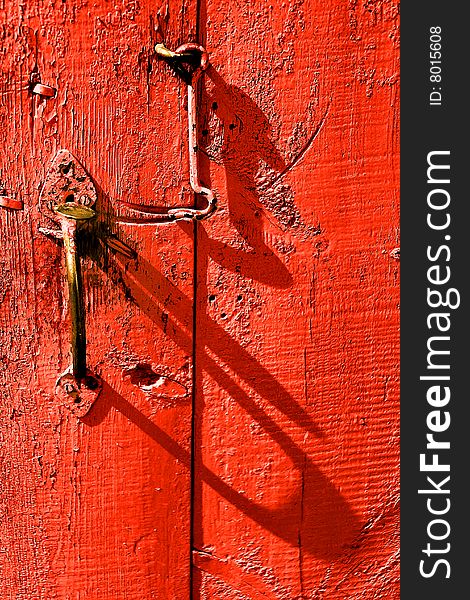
[0,0,399,598]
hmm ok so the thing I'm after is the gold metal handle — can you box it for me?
[39,150,102,416]
[56,204,96,379]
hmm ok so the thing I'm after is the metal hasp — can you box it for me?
[116,42,216,223]
[39,150,102,417]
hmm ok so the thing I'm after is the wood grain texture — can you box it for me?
[1,1,197,597]
[1,0,399,598]
[193,0,399,598]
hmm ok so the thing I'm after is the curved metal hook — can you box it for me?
[116,43,216,224]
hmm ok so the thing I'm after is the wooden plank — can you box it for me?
[193,0,399,597]
[0,1,197,597]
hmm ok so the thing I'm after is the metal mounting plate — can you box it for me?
[55,370,102,418]
[40,149,97,223]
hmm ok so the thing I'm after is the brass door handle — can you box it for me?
[39,150,102,416]
[55,203,95,380]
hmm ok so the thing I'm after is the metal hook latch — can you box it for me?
[39,150,102,417]
[116,42,216,224]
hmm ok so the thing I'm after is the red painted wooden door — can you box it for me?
[1,1,399,598]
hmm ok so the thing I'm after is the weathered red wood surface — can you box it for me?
[1,1,197,598]
[1,0,399,598]
[193,0,400,598]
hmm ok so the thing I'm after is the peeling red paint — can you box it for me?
[193,0,399,597]
[1,0,399,598]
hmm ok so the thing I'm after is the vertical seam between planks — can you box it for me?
[190,218,198,600]
[191,5,203,597]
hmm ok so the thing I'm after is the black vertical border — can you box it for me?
[401,3,467,598]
